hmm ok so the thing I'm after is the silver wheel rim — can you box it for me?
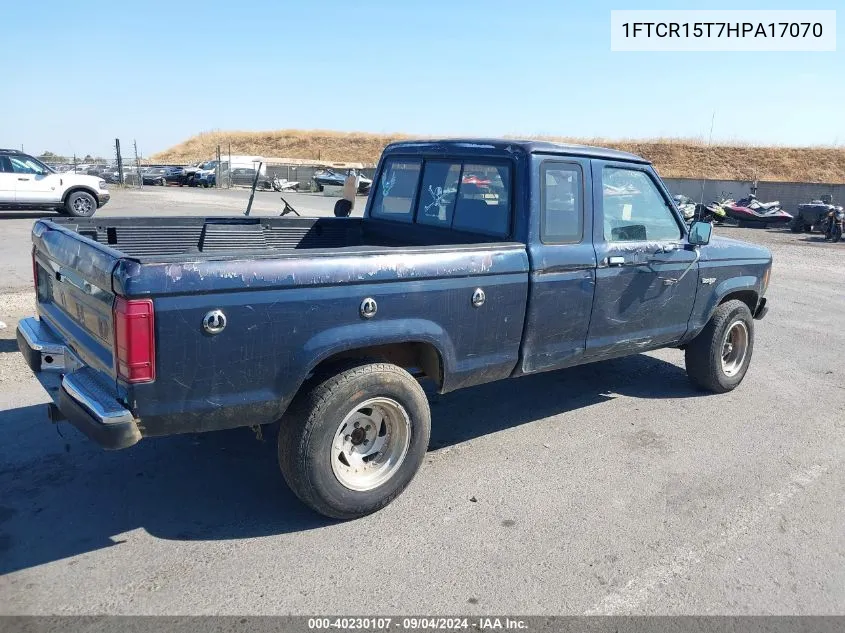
[721,320,749,377]
[330,397,411,492]
[72,196,93,213]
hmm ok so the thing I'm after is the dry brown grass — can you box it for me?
[151,129,845,183]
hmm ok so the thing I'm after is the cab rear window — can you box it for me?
[370,158,511,237]
[370,159,423,223]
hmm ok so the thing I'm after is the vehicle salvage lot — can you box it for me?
[0,187,843,615]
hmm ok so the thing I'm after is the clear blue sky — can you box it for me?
[1,0,842,158]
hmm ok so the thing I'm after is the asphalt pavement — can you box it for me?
[0,187,842,615]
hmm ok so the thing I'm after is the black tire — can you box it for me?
[832,224,842,243]
[685,300,755,393]
[64,191,97,217]
[278,360,431,519]
[789,218,803,233]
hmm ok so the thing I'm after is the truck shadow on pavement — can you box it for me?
[0,353,698,575]
[0,339,21,354]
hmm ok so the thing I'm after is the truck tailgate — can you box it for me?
[32,220,122,376]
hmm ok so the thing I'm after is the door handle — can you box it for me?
[606,256,625,266]
[18,177,31,181]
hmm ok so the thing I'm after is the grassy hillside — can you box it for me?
[150,130,845,183]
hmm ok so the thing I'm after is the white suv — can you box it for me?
[0,149,111,217]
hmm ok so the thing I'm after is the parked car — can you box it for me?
[0,148,110,216]
[230,167,272,189]
[196,171,216,187]
[141,167,168,186]
[16,139,771,519]
[162,166,184,184]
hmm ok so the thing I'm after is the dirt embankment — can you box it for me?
[151,130,845,183]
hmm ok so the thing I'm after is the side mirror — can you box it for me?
[688,220,712,246]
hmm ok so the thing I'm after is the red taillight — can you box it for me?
[113,297,156,383]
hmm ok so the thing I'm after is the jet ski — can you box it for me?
[723,194,792,226]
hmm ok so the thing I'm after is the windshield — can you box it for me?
[199,161,217,170]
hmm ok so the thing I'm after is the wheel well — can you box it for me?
[719,290,758,313]
[311,342,443,389]
[62,186,99,205]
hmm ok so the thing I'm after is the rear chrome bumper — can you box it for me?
[16,317,141,450]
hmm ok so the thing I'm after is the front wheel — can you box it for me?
[64,191,97,217]
[278,360,431,519]
[685,300,755,393]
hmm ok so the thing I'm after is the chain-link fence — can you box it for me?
[35,140,378,192]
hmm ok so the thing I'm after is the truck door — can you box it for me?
[586,160,698,359]
[0,156,16,201]
[9,155,60,203]
[519,157,597,374]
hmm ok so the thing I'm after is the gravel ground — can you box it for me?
[0,189,843,615]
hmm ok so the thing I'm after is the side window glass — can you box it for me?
[416,162,460,227]
[601,168,681,242]
[9,157,41,175]
[452,164,511,236]
[370,159,422,223]
[541,163,582,243]
[0,157,12,173]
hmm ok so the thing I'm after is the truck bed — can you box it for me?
[32,214,530,437]
[48,216,497,261]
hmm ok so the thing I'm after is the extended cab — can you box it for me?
[17,140,771,518]
[0,149,110,217]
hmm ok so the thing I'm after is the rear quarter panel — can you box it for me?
[121,247,529,436]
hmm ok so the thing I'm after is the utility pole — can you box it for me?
[115,139,124,186]
[133,139,142,188]
[216,144,221,189]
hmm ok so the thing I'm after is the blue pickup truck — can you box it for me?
[17,139,771,519]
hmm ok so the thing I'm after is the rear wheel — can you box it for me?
[278,360,430,519]
[685,300,755,393]
[64,191,97,217]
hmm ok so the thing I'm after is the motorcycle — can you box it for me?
[699,199,728,224]
[272,177,300,192]
[673,194,726,225]
[819,206,844,242]
[790,198,842,233]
